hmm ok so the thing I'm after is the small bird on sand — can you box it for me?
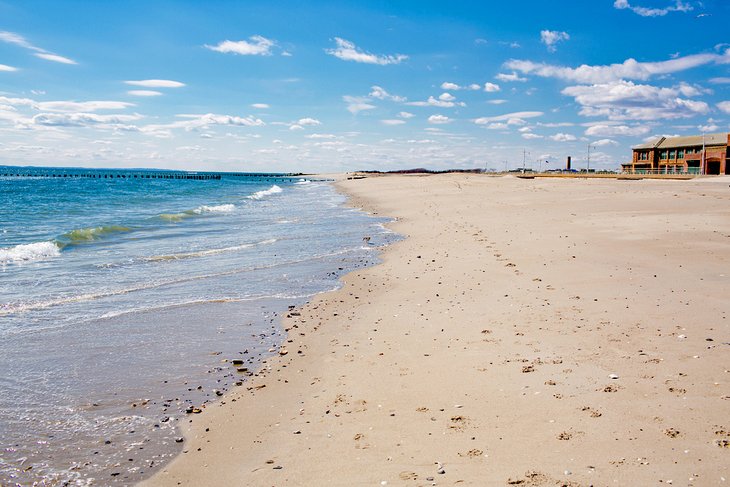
[363,236,371,244]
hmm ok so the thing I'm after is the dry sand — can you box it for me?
[142,174,729,486]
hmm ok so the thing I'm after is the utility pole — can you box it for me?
[701,131,706,175]
[522,149,530,172]
[586,144,596,173]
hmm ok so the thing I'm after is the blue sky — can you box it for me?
[1,0,729,172]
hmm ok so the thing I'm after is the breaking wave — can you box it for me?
[59,225,132,245]
[0,241,61,265]
[247,185,283,200]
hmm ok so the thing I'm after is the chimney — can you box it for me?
[566,156,571,171]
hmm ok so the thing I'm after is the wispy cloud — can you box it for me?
[614,0,693,17]
[0,30,77,65]
[251,103,270,109]
[381,119,406,125]
[495,72,527,82]
[717,101,730,114]
[205,36,277,56]
[125,79,185,88]
[369,86,406,102]
[343,95,376,114]
[0,64,18,72]
[540,30,569,52]
[127,90,162,97]
[584,123,651,137]
[34,53,76,64]
[505,49,730,84]
[406,96,465,108]
[474,111,543,124]
[325,38,407,65]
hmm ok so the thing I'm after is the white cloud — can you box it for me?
[369,86,406,102]
[474,111,543,124]
[38,100,135,112]
[540,30,569,52]
[406,96,465,108]
[306,133,337,139]
[440,82,481,91]
[32,112,143,127]
[0,31,35,49]
[343,95,376,114]
[0,31,77,66]
[487,99,508,105]
[522,133,543,139]
[128,90,162,97]
[251,103,269,109]
[495,72,527,82]
[549,133,577,142]
[205,36,276,56]
[0,30,77,65]
[398,111,415,119]
[0,64,17,72]
[296,117,321,126]
[484,82,501,92]
[584,124,651,137]
[381,119,406,125]
[428,114,452,124]
[699,124,719,132]
[485,122,509,130]
[562,80,709,120]
[125,79,185,88]
[505,50,730,84]
[438,92,456,102]
[325,38,407,65]
[709,77,730,84]
[717,101,730,114]
[614,0,693,17]
[34,53,76,65]
[146,113,265,132]
[592,138,619,146]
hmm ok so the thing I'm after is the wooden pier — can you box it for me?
[0,167,308,182]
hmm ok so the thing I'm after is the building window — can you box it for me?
[637,152,648,161]
[669,149,676,159]
[660,150,668,159]
[677,149,684,159]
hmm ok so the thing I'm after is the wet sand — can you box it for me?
[143,174,729,486]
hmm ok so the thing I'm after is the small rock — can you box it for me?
[175,437,184,443]
[609,374,619,380]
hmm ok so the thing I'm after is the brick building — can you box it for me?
[623,133,729,175]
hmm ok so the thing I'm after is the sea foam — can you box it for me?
[0,241,61,264]
[193,204,236,214]
[248,185,283,200]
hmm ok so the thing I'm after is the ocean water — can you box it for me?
[0,168,395,486]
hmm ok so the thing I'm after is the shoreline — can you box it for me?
[143,173,729,486]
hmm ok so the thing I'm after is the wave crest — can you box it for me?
[248,185,283,200]
[60,225,132,244]
[0,241,61,264]
[192,204,235,214]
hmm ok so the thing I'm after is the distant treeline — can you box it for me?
[358,168,483,174]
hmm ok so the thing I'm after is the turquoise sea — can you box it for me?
[0,167,395,485]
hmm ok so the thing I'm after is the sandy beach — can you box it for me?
[142,174,729,486]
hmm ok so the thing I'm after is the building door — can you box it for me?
[706,160,721,175]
